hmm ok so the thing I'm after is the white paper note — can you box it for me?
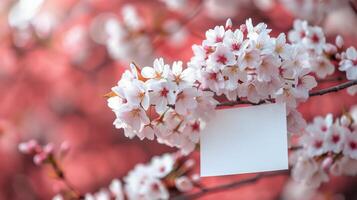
[200,103,288,177]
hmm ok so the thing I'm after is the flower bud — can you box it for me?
[225,18,232,29]
[322,156,333,172]
[335,35,344,48]
[175,176,193,192]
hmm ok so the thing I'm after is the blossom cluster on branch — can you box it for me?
[291,107,357,188]
[107,18,357,154]
[19,144,197,200]
[107,59,217,154]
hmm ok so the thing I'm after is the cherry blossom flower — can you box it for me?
[311,56,335,79]
[339,47,357,80]
[207,44,236,71]
[115,104,150,132]
[223,29,244,54]
[142,58,171,81]
[149,81,176,114]
[175,88,198,115]
[205,25,225,46]
[291,111,357,188]
[344,131,357,159]
[123,80,150,109]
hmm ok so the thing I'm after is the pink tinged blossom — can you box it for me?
[339,47,357,80]
[238,82,262,103]
[251,32,274,54]
[109,179,124,200]
[159,0,187,10]
[309,114,333,133]
[302,131,326,157]
[347,85,357,96]
[207,44,236,72]
[175,176,194,192]
[123,80,150,110]
[273,33,290,59]
[238,49,261,70]
[194,90,218,120]
[117,104,150,132]
[33,152,48,165]
[141,58,170,80]
[304,26,326,54]
[221,65,241,90]
[225,18,232,29]
[137,126,155,140]
[201,70,225,93]
[311,56,335,79]
[18,140,41,154]
[150,153,175,178]
[286,108,307,134]
[150,81,176,114]
[288,20,309,43]
[183,120,201,143]
[325,124,348,153]
[343,132,357,159]
[276,87,298,108]
[175,88,198,115]
[169,61,194,89]
[205,25,225,46]
[256,55,280,82]
[292,156,329,188]
[223,29,243,54]
[321,157,333,172]
[335,35,344,48]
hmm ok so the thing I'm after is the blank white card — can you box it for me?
[200,103,288,177]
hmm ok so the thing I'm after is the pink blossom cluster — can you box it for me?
[187,18,321,133]
[98,5,154,66]
[290,108,357,188]
[107,18,357,153]
[53,152,197,200]
[289,19,357,94]
[339,46,357,95]
[18,140,69,165]
[107,59,217,154]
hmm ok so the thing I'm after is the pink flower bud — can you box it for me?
[183,159,195,169]
[33,152,48,165]
[324,44,337,55]
[59,141,70,156]
[225,18,232,29]
[322,156,333,172]
[335,35,344,49]
[175,176,193,192]
[340,115,351,127]
[44,143,54,154]
[191,174,200,182]
[18,140,41,154]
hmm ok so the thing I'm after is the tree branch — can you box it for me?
[309,80,357,96]
[217,80,357,107]
[172,171,288,200]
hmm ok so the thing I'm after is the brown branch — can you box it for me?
[172,171,288,200]
[349,0,357,15]
[48,155,83,199]
[217,80,357,107]
[309,80,357,96]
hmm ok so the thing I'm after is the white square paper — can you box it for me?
[200,103,288,177]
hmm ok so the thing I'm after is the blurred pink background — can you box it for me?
[1,0,357,199]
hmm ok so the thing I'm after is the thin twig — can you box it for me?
[172,171,288,200]
[48,156,83,199]
[309,80,357,96]
[217,80,357,107]
[349,0,357,15]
